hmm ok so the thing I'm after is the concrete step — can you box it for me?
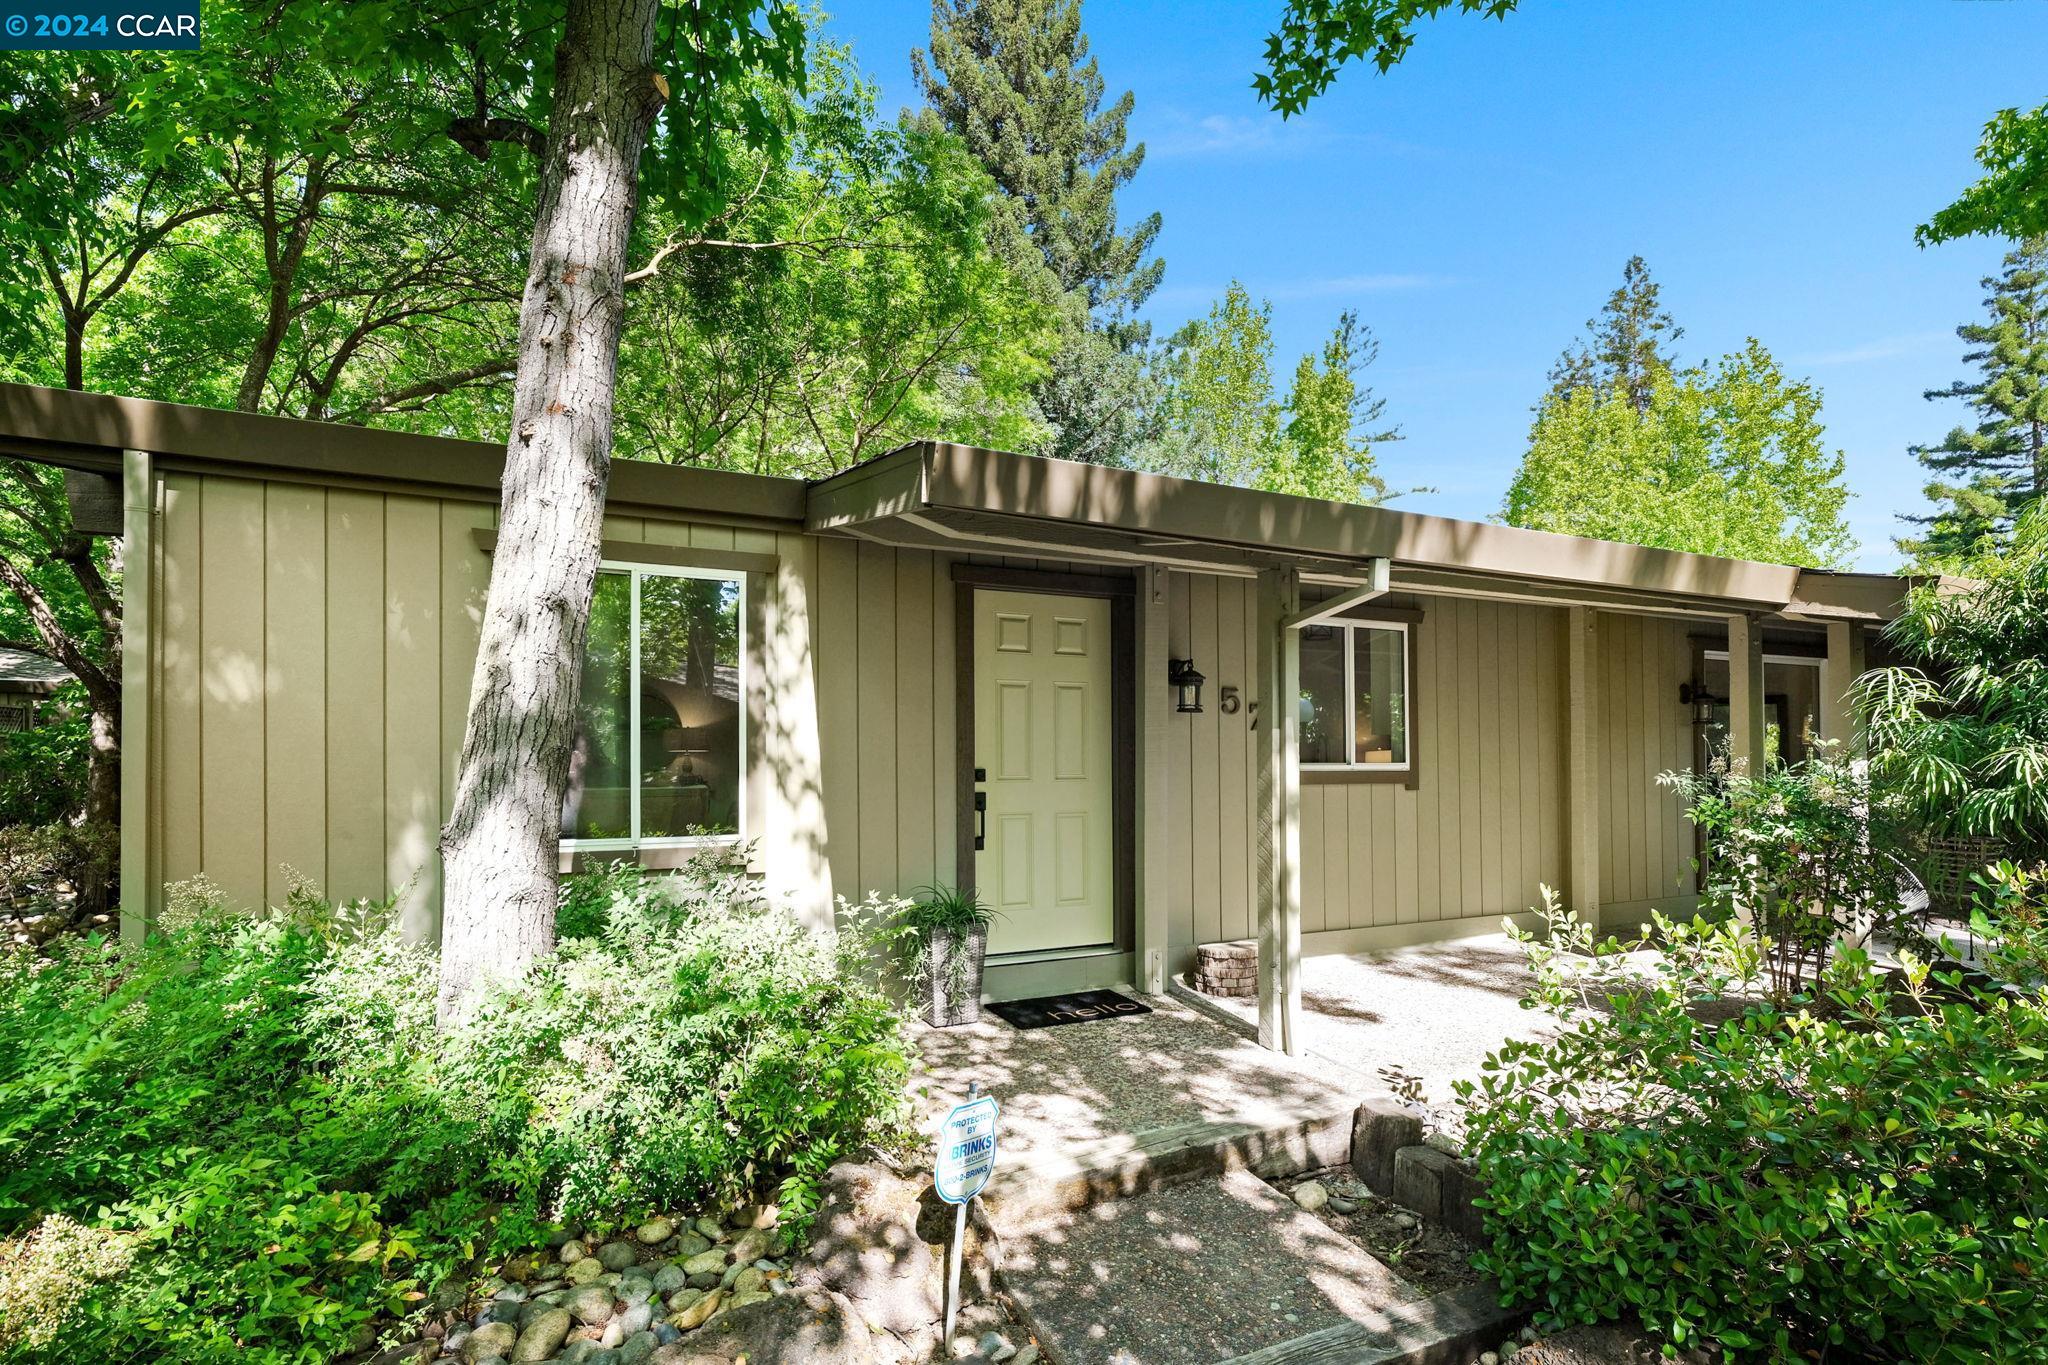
[985,1167,1518,1365]
[983,1100,1361,1233]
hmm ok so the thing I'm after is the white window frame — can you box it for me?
[1300,618,1413,773]
[561,559,747,853]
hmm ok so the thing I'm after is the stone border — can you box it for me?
[1349,1098,1488,1245]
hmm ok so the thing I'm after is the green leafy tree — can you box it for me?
[913,0,1163,462]
[1546,255,1683,413]
[1272,311,1404,502]
[613,46,1056,474]
[1898,238,2048,569]
[1145,284,1405,503]
[1504,340,1855,567]
[1255,0,1520,116]
[1147,282,1283,486]
[1860,503,2048,850]
[1921,100,2048,245]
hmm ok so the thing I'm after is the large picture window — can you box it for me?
[563,563,744,848]
[1299,620,1411,771]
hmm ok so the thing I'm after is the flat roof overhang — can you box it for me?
[0,383,810,526]
[806,442,1927,623]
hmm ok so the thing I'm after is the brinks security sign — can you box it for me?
[2,0,200,48]
[933,1093,999,1205]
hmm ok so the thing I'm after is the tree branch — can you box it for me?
[447,116,546,161]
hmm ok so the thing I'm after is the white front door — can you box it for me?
[973,589,1116,955]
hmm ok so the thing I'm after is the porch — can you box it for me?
[813,441,1902,1056]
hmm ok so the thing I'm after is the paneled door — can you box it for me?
[972,589,1116,955]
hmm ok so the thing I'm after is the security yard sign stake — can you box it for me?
[935,1082,1000,1341]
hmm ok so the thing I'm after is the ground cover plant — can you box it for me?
[1466,883,2048,1360]
[0,856,914,1363]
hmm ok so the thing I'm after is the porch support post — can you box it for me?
[1254,566,1303,1056]
[1726,612,1768,776]
[1566,607,1601,924]
[1135,565,1172,994]
[119,448,154,945]
[1818,620,1867,753]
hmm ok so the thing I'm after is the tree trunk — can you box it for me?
[436,0,665,1025]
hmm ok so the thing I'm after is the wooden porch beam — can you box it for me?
[1281,558,1390,630]
[1726,613,1768,777]
[1255,566,1304,1055]
[1818,620,1868,752]
[119,448,153,944]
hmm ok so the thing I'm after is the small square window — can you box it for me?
[1300,619,1411,772]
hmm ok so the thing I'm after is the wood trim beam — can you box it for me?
[1818,620,1868,752]
[1255,566,1304,1056]
[470,529,779,578]
[1282,559,1389,629]
[119,448,153,944]
[1726,612,1768,777]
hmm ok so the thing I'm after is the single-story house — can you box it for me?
[0,383,1922,1053]
[0,645,72,733]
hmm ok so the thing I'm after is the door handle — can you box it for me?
[973,791,987,851]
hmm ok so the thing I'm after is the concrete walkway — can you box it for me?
[1192,934,1562,1138]
[910,990,1365,1175]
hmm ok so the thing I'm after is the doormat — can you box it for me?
[986,989,1154,1031]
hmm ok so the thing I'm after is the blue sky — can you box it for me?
[819,0,2048,570]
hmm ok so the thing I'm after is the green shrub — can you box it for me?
[1661,744,1908,1000]
[451,853,914,1229]
[1465,895,2048,1362]
[0,691,89,827]
[0,857,915,1361]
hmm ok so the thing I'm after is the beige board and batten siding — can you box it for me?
[146,470,841,933]
[1159,571,1696,972]
[1593,612,1700,926]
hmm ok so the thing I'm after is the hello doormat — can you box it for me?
[986,989,1154,1031]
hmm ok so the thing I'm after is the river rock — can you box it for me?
[598,1241,641,1272]
[511,1308,572,1363]
[682,1248,727,1277]
[560,1239,589,1265]
[1292,1181,1328,1212]
[668,1288,722,1331]
[567,1284,615,1326]
[636,1217,676,1245]
[462,1323,517,1361]
[652,1265,688,1295]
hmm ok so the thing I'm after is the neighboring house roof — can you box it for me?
[0,382,1937,624]
[0,645,72,692]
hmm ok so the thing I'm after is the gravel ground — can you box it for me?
[1197,934,1562,1138]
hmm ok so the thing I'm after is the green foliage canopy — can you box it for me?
[1921,100,2048,246]
[1504,339,1855,568]
[1144,282,1405,504]
[1860,504,2048,850]
[1899,238,2048,569]
[1254,0,1520,116]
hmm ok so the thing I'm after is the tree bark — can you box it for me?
[436,0,665,1024]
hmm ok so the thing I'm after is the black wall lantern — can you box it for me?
[1679,681,1724,727]
[1169,658,1206,714]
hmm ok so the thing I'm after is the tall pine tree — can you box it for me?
[1899,238,2048,568]
[1547,255,1683,412]
[913,0,1163,462]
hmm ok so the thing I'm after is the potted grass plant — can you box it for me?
[900,883,998,1027]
